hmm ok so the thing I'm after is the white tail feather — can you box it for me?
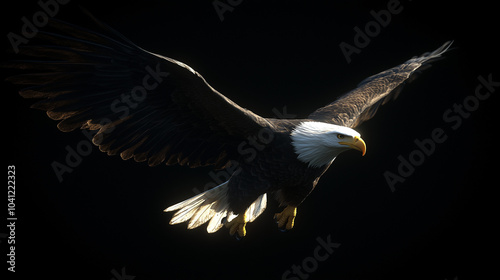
[246,193,267,223]
[164,181,267,233]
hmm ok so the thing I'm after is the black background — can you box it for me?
[2,0,497,279]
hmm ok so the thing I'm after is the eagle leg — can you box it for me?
[225,213,248,239]
[274,205,297,231]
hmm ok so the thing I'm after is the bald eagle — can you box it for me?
[5,16,452,239]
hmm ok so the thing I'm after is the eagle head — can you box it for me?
[291,121,366,168]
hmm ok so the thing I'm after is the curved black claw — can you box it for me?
[274,217,288,232]
[234,233,243,241]
[229,232,244,241]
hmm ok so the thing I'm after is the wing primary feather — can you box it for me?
[5,12,269,168]
[308,41,453,127]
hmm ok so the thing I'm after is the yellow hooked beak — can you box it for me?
[339,136,366,156]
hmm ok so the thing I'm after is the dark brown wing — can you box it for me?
[5,18,269,168]
[308,41,452,128]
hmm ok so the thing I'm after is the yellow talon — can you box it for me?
[225,213,248,238]
[274,206,297,230]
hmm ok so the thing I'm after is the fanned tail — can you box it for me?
[164,181,267,233]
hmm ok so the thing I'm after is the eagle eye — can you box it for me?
[337,134,345,140]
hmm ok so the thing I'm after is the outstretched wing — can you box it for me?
[308,41,452,128]
[6,17,269,168]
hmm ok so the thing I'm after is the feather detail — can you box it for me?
[308,41,453,128]
[164,181,267,233]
